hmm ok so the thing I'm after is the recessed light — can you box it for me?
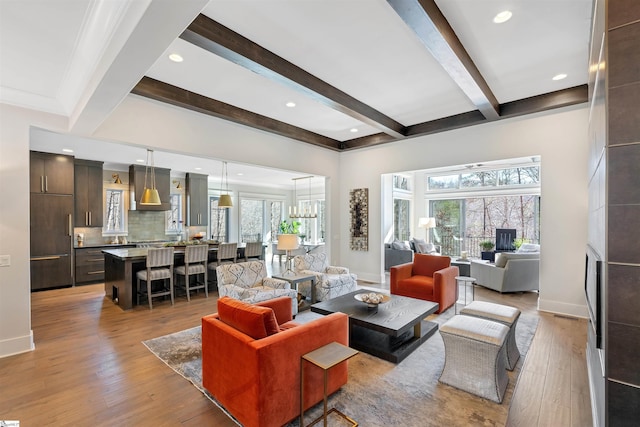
[493,11,512,24]
[286,101,296,108]
[194,167,202,171]
[62,148,74,153]
[552,73,567,81]
[350,128,358,133]
[136,159,145,163]
[237,173,244,176]
[169,53,183,63]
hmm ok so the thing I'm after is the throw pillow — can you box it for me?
[217,296,280,339]
[391,239,409,250]
[417,242,435,254]
[517,243,540,253]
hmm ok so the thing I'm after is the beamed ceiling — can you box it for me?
[132,0,590,152]
[1,0,593,157]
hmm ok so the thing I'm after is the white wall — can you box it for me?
[0,104,67,357]
[340,105,590,317]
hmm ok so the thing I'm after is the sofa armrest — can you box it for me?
[256,296,293,325]
[470,260,506,292]
[263,277,291,290]
[433,265,459,312]
[327,265,349,274]
[389,262,414,293]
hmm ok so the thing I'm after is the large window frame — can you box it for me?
[425,164,541,257]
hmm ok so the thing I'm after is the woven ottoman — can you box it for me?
[439,315,509,403]
[460,301,521,370]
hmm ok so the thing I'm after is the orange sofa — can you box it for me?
[202,296,349,427]
[390,253,459,314]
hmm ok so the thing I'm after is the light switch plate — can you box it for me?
[0,255,10,267]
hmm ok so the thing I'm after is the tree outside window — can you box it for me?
[210,197,228,242]
[105,188,124,233]
[393,198,411,241]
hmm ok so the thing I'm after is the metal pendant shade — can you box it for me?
[140,149,161,205]
[218,194,233,208]
[218,161,233,208]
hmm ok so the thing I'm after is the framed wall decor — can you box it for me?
[349,188,368,251]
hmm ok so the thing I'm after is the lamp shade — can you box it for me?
[140,188,161,205]
[277,234,299,251]
[218,194,233,208]
[418,217,436,228]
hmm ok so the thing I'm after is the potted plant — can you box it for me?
[279,220,301,235]
[479,240,496,262]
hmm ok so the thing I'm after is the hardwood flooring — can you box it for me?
[0,272,592,426]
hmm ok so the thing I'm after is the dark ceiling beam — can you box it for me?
[181,14,406,139]
[131,77,341,151]
[500,84,588,118]
[342,85,587,150]
[387,0,501,121]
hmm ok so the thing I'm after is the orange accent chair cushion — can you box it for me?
[390,253,459,314]
[217,296,279,339]
[202,296,350,427]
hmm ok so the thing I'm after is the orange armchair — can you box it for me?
[390,253,459,313]
[202,296,349,427]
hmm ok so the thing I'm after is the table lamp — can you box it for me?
[277,234,299,275]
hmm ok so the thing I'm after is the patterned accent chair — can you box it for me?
[293,252,357,302]
[216,260,299,315]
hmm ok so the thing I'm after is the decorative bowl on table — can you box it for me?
[355,292,390,308]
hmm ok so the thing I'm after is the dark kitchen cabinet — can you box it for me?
[74,159,104,227]
[30,151,74,194]
[186,173,208,226]
[129,164,171,211]
[30,193,73,290]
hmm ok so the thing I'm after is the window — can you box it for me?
[210,197,228,242]
[393,174,411,191]
[240,199,264,242]
[430,195,540,257]
[104,188,125,234]
[166,193,182,233]
[269,200,283,242]
[393,198,411,241]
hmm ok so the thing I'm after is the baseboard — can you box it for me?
[538,298,589,319]
[0,329,34,358]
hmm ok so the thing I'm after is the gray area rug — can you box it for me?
[143,308,538,427]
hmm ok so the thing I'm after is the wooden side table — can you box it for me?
[300,342,359,427]
[273,273,317,311]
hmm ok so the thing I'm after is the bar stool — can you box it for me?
[175,244,209,301]
[244,241,263,261]
[208,242,237,279]
[137,247,174,309]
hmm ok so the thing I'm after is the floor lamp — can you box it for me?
[277,234,299,275]
[418,217,436,243]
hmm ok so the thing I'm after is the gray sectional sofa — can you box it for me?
[470,251,540,293]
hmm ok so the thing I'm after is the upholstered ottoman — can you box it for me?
[460,301,521,370]
[439,315,509,403]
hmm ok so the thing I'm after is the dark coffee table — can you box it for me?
[311,290,439,363]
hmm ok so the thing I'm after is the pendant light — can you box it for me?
[140,149,161,205]
[218,161,233,208]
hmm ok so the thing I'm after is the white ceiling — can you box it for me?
[1,0,593,185]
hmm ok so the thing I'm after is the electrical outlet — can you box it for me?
[0,255,10,267]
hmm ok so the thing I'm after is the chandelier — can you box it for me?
[289,176,317,219]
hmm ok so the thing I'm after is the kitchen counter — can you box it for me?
[103,243,264,310]
[74,242,134,249]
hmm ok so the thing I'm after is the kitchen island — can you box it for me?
[103,243,264,310]
[103,248,152,310]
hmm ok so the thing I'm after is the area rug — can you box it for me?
[143,308,538,427]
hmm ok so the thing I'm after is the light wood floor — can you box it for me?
[0,272,592,426]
